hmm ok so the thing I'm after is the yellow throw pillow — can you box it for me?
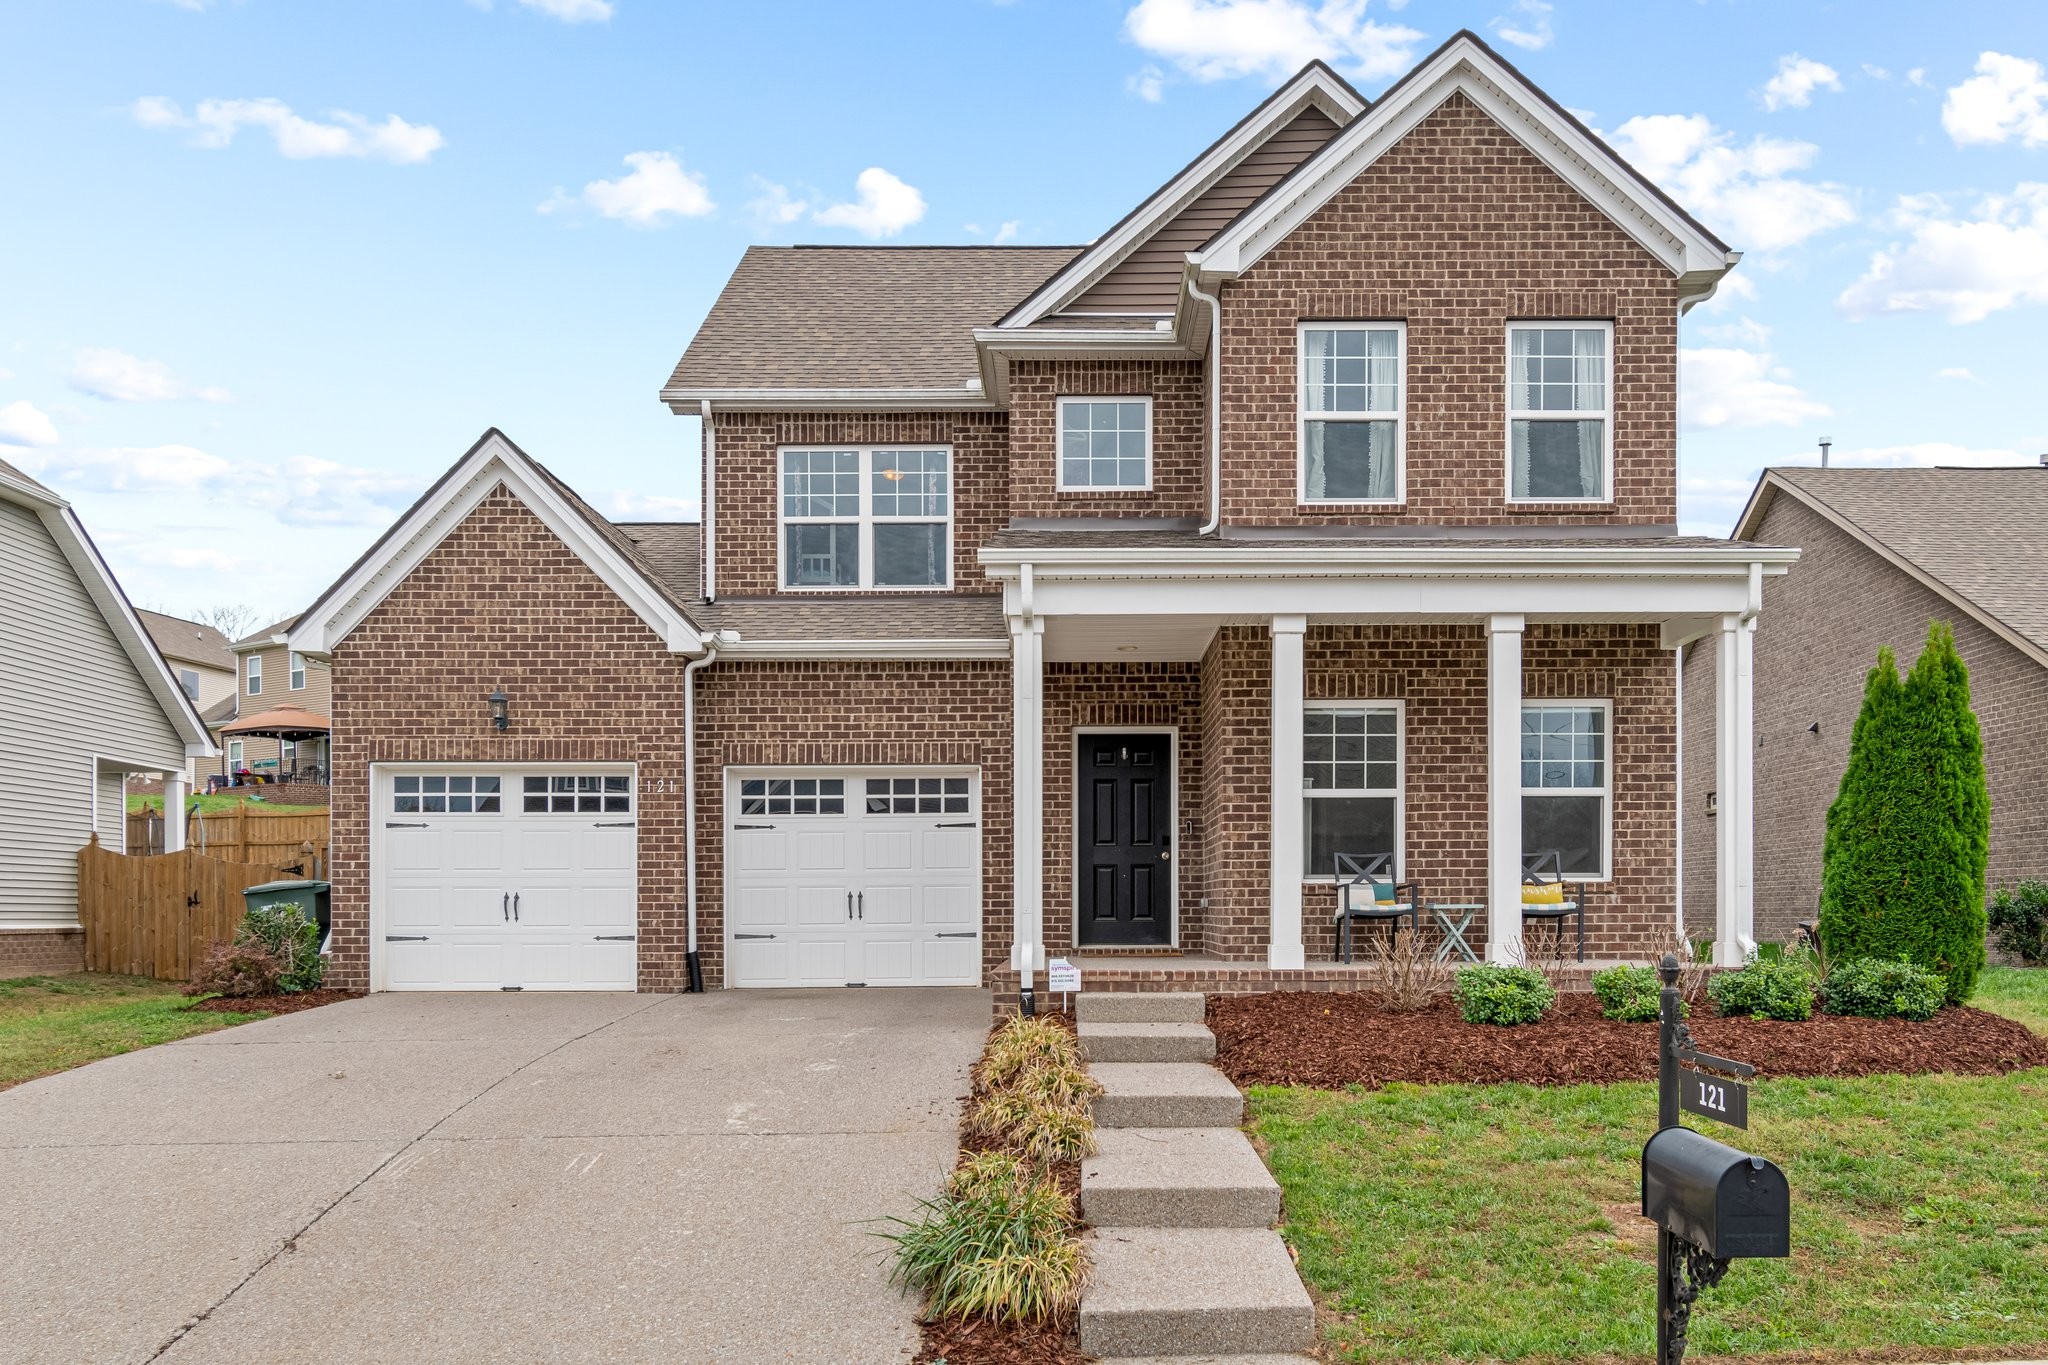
[1522,881,1564,907]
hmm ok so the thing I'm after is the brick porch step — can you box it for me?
[1076,991,1207,1025]
[1079,1021,1217,1063]
[1082,1127,1280,1227]
[1091,1063,1244,1129]
[1078,1226,1315,1358]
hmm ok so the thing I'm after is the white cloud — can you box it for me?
[97,529,250,575]
[1696,316,1773,348]
[1122,0,1424,87]
[1758,55,1841,112]
[606,490,701,520]
[1837,184,2048,323]
[814,167,926,238]
[745,176,811,228]
[69,348,230,404]
[993,220,1021,244]
[16,445,424,527]
[132,96,444,164]
[1942,51,2048,148]
[1862,64,1890,82]
[1937,366,1978,381]
[1603,114,1856,253]
[0,400,59,448]
[1695,271,1758,313]
[1906,68,1930,90]
[1490,0,1552,52]
[1128,65,1166,102]
[1680,346,1831,429]
[519,0,613,21]
[577,152,715,226]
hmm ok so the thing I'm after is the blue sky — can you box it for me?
[5,0,2048,626]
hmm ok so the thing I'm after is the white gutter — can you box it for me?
[1184,276,1224,536]
[683,630,736,978]
[981,543,1803,577]
[700,400,717,603]
[663,386,994,412]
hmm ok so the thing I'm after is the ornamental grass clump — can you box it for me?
[1822,957,1946,1022]
[1590,964,1666,1022]
[1452,964,1556,1026]
[1708,956,1814,1021]
[883,1169,1084,1324]
[976,1014,1083,1093]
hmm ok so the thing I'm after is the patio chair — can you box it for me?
[1520,850,1586,962]
[1334,852,1421,964]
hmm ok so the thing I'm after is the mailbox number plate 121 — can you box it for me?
[1680,1067,1748,1129]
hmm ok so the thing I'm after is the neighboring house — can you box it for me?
[1683,465,2048,945]
[209,616,332,787]
[0,459,213,975]
[136,609,238,794]
[290,32,1795,996]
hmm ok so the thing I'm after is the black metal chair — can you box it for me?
[1334,852,1422,963]
[1520,849,1586,961]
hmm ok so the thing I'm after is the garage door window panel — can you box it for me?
[523,774,632,814]
[866,776,970,815]
[739,777,846,816]
[394,774,501,814]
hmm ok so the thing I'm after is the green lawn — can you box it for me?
[0,973,266,1090]
[126,792,326,816]
[1250,974,2048,1362]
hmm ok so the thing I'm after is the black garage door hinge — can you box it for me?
[593,934,636,942]
[734,933,776,940]
[384,935,428,942]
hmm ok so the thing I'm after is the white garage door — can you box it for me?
[373,766,637,991]
[727,769,981,988]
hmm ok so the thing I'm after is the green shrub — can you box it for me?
[1708,956,1814,1021]
[1590,965,1665,1022]
[1822,957,1946,1022]
[1989,882,2048,966]
[1820,622,1990,1004]
[883,1168,1083,1324]
[237,902,323,993]
[1452,964,1555,1026]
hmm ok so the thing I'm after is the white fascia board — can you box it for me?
[971,327,1197,407]
[980,543,1799,578]
[1009,573,1769,622]
[1195,37,1733,284]
[1000,67,1366,330]
[661,387,994,413]
[716,638,1012,661]
[291,433,703,657]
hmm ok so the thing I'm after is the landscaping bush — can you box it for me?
[1822,957,1946,1022]
[977,1014,1083,1093]
[239,902,324,993]
[1708,956,1814,1021]
[1590,965,1665,1022]
[1820,622,1990,1004]
[1988,882,2048,967]
[884,1165,1084,1324]
[190,938,288,998]
[1452,964,1555,1026]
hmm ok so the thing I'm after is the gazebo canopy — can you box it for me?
[220,703,331,741]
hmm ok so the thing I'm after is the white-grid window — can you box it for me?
[1057,398,1151,490]
[1521,702,1610,879]
[394,775,503,815]
[245,655,262,695]
[1508,323,1611,502]
[1301,704,1402,878]
[1299,323,1404,503]
[866,775,970,815]
[739,777,846,816]
[523,774,632,814]
[289,652,306,690]
[780,447,950,589]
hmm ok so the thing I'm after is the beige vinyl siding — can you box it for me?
[1064,106,1342,316]
[213,642,330,783]
[0,499,185,924]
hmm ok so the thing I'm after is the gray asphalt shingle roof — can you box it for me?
[138,610,237,672]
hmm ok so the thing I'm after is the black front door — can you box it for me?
[1077,733,1172,946]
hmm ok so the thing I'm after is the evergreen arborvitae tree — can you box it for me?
[1819,622,1990,1003]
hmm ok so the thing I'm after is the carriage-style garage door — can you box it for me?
[372,765,637,991]
[726,768,981,988]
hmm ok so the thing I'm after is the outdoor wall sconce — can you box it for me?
[488,690,510,731]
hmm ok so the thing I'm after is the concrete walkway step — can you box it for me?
[1083,1127,1280,1227]
[1079,1226,1315,1358]
[1090,1063,1244,1129]
[1080,1021,1217,1063]
[1077,991,1207,1025]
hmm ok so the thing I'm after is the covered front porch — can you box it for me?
[981,531,1795,999]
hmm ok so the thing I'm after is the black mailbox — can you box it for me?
[1641,1126,1790,1260]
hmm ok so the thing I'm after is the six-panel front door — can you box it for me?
[1076,732,1173,946]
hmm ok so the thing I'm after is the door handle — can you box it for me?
[502,892,509,922]
[847,892,853,920]
[858,891,864,920]
[513,892,520,922]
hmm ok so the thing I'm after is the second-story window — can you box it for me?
[1299,323,1404,503]
[246,654,262,695]
[1508,323,1611,502]
[289,652,306,690]
[179,668,200,701]
[781,446,950,589]
[1057,397,1151,490]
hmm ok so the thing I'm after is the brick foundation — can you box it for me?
[0,927,85,978]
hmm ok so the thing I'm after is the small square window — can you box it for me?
[395,776,420,794]
[394,795,420,813]
[524,795,548,813]
[1057,398,1151,490]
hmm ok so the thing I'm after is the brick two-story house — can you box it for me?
[289,32,1794,996]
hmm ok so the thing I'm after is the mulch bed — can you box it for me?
[1209,990,2048,1090]
[185,989,363,1016]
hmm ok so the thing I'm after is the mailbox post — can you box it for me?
[1644,954,1789,1365]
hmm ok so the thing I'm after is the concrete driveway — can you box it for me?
[0,988,988,1364]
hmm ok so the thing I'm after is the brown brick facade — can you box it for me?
[0,927,85,977]
[1006,360,1206,520]
[1683,493,2048,945]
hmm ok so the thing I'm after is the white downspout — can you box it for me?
[683,633,728,984]
[699,400,717,603]
[1673,646,1685,944]
[1186,276,1224,535]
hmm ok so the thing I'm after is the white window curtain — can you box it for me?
[1301,327,1400,500]
[1509,326,1607,500]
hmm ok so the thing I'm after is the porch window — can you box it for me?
[1302,704,1402,878]
[1299,323,1403,503]
[1057,397,1151,490]
[780,447,950,589]
[1507,323,1610,501]
[1521,702,1609,879]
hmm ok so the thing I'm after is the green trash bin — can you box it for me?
[242,879,331,949]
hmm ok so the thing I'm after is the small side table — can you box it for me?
[1428,902,1484,964]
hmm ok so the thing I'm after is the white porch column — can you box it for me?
[1486,614,1525,964]
[1268,614,1307,970]
[1713,613,1757,966]
[1010,616,1046,989]
[162,772,188,854]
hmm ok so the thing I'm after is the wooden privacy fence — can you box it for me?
[79,838,315,981]
[128,802,329,875]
